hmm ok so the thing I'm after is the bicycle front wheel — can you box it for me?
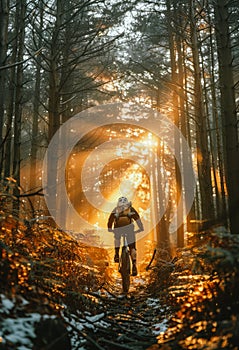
[120,248,130,293]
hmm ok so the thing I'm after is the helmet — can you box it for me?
[117,196,130,207]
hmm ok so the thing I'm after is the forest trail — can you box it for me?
[1,219,238,350]
[71,233,239,350]
[76,267,169,350]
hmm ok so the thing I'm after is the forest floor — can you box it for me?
[0,213,239,350]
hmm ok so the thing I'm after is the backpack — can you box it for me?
[114,207,133,227]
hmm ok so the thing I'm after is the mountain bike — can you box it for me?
[117,229,141,294]
[118,233,131,293]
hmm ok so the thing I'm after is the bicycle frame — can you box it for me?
[113,229,141,293]
[119,233,131,294]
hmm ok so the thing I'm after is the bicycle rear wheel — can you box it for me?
[120,247,130,293]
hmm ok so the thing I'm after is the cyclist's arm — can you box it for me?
[135,218,144,231]
[131,207,144,231]
[107,212,115,231]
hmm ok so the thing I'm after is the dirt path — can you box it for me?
[75,271,170,350]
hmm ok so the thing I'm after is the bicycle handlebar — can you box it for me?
[134,229,143,234]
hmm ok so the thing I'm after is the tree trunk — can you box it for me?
[0,0,9,178]
[207,15,227,224]
[46,0,63,223]
[214,0,239,234]
[189,0,214,221]
[198,35,222,222]
[166,0,184,247]
[13,0,26,212]
[156,144,170,249]
[30,0,44,199]
[183,38,197,231]
[48,0,63,141]
[4,62,16,178]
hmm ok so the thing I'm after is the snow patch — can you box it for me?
[152,318,168,335]
[85,312,105,323]
[0,295,56,350]
[1,295,14,313]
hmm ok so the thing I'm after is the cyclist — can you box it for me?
[107,196,144,276]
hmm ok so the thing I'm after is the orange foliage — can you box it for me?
[0,213,110,313]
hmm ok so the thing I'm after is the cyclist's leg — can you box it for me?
[128,243,136,260]
[114,231,121,263]
[127,227,137,276]
[128,243,137,276]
